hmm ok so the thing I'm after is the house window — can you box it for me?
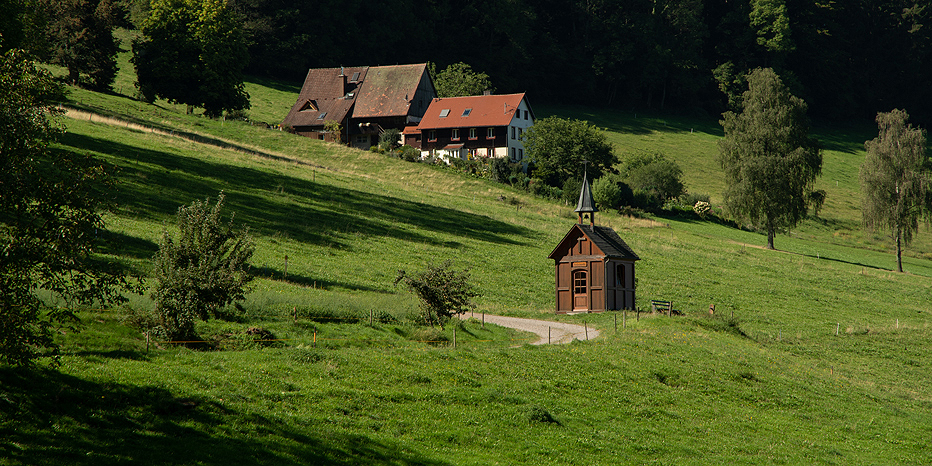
[469,128,477,139]
[355,135,368,144]
[511,148,516,160]
[351,71,360,82]
[616,264,626,287]
[452,129,460,140]
[462,108,472,117]
[487,127,495,139]
[316,112,327,120]
[524,110,528,120]
[439,109,450,118]
[511,127,515,139]
[518,148,523,159]
[518,127,523,139]
[428,130,437,142]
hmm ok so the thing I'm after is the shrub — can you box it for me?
[394,261,480,329]
[620,151,686,200]
[152,192,255,343]
[592,174,623,210]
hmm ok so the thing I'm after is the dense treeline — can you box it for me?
[235,0,932,122]
[1,0,929,122]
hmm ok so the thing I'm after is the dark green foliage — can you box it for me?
[562,177,582,206]
[39,0,119,91]
[153,192,255,342]
[379,128,400,151]
[620,152,686,201]
[394,261,480,330]
[860,109,932,272]
[428,61,495,98]
[0,48,130,366]
[133,0,249,117]
[523,116,617,189]
[718,68,822,250]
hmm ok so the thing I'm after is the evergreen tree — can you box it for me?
[860,109,931,273]
[718,68,822,249]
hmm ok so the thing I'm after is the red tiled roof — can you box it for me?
[418,93,528,130]
[353,64,429,118]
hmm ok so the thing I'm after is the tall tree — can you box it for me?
[133,0,249,117]
[523,116,617,189]
[718,68,822,249]
[860,109,931,272]
[428,62,495,98]
[1,48,131,366]
[40,0,119,91]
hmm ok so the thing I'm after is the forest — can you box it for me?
[233,0,932,123]
[2,0,930,123]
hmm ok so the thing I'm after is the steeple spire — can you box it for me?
[574,162,598,225]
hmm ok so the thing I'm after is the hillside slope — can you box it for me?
[3,40,932,464]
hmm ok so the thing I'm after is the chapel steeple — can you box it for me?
[574,169,598,225]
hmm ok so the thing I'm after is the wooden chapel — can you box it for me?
[548,172,640,313]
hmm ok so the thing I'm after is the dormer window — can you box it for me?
[439,109,450,118]
[299,99,318,112]
[462,108,472,117]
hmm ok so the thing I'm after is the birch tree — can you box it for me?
[860,109,931,273]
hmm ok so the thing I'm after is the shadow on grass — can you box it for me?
[58,131,533,251]
[0,368,449,466]
[251,266,391,293]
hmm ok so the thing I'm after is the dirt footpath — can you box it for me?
[460,314,599,345]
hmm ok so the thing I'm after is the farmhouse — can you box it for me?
[404,93,534,162]
[549,172,639,313]
[282,63,436,149]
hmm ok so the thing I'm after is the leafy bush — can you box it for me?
[592,174,626,210]
[620,151,686,200]
[394,261,480,329]
[379,128,401,150]
[152,192,255,343]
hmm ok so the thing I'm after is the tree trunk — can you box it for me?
[896,225,904,273]
[767,228,775,250]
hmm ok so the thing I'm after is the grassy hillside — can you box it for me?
[3,38,932,465]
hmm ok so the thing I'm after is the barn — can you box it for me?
[548,173,639,313]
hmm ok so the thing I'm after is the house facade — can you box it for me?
[405,93,534,163]
[282,64,436,149]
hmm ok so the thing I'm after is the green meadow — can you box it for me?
[2,35,932,465]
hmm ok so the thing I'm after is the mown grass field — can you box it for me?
[3,34,932,465]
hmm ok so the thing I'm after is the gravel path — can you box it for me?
[460,313,599,345]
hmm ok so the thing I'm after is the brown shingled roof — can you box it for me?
[352,64,429,119]
[282,66,367,128]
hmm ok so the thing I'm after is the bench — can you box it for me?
[651,300,672,316]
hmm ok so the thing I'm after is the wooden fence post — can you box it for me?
[585,322,589,340]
